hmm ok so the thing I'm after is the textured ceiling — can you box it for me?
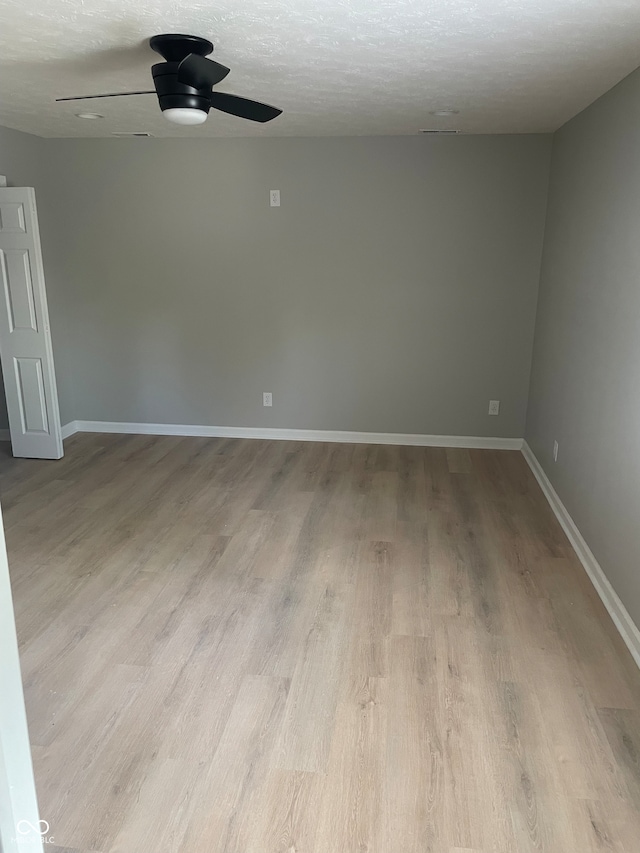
[1,0,640,138]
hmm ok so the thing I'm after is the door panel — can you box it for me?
[1,249,38,332]
[0,188,62,459]
[0,201,27,233]
[14,357,49,434]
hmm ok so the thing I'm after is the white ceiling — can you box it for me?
[1,0,640,138]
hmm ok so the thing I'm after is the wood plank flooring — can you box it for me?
[2,433,640,853]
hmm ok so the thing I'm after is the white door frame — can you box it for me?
[0,502,44,853]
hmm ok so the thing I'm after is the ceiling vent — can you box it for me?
[419,129,461,135]
[111,131,154,137]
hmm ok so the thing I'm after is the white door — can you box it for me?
[0,188,62,459]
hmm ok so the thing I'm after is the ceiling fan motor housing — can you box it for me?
[151,63,210,115]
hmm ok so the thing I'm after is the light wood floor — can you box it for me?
[3,434,640,853]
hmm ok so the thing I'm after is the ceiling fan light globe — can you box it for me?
[163,107,208,126]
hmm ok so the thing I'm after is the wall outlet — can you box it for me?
[553,440,559,462]
[263,392,273,407]
[269,189,280,207]
[488,400,500,416]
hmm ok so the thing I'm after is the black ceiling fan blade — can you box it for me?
[209,92,282,123]
[178,54,230,89]
[56,91,155,102]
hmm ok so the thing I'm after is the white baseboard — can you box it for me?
[60,422,77,440]
[522,441,640,671]
[61,420,523,451]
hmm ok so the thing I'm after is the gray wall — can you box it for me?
[0,124,42,187]
[36,134,551,436]
[527,67,640,626]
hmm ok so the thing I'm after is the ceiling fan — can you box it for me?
[56,33,283,127]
